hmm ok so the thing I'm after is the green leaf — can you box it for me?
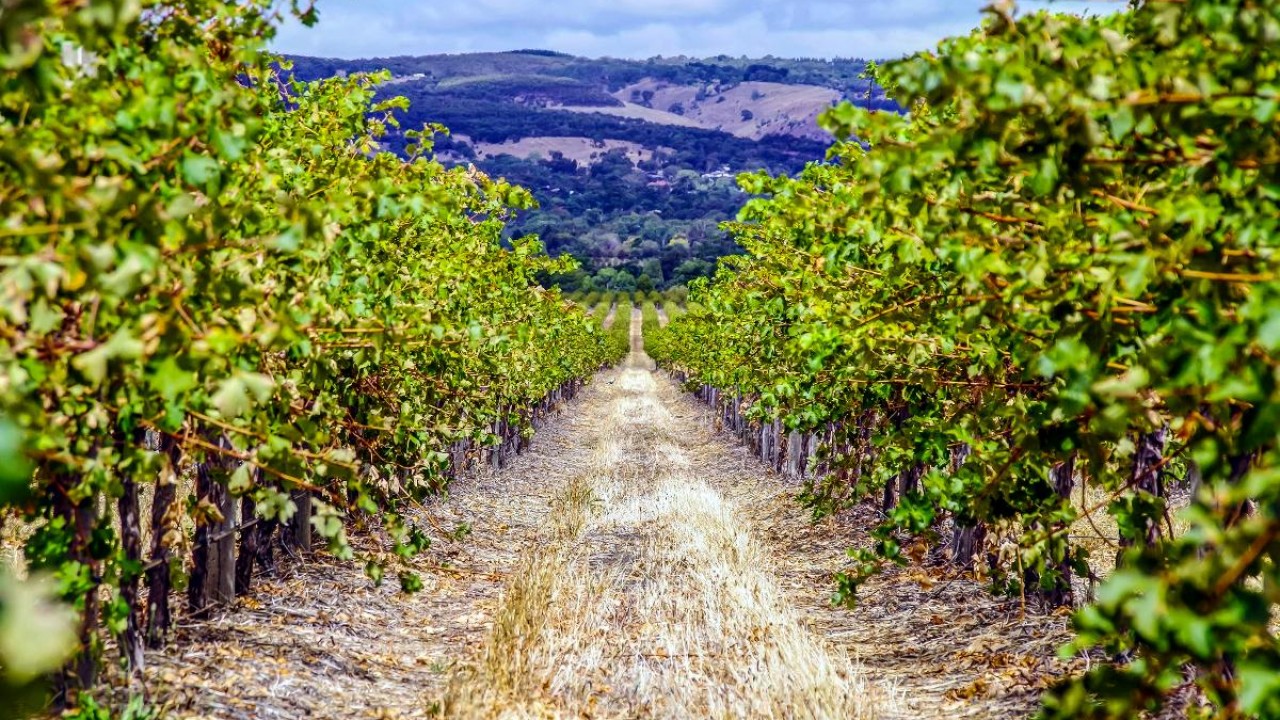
[1258,310,1280,351]
[365,561,385,587]
[228,464,254,495]
[0,573,78,684]
[210,377,250,419]
[148,356,197,400]
[1094,570,1149,608]
[254,489,296,522]
[211,372,274,419]
[1092,366,1149,399]
[0,418,33,504]
[181,155,220,186]
[212,127,249,161]
[28,299,64,336]
[71,346,110,386]
[1109,105,1135,140]
[1238,660,1280,714]
[398,571,423,593]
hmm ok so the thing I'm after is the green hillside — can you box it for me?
[285,51,895,291]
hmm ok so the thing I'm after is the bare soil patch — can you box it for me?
[470,136,670,166]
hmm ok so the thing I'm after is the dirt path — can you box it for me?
[655,305,670,327]
[135,376,615,718]
[138,311,1066,719]
[441,309,885,717]
[601,302,618,330]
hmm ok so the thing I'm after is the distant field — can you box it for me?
[438,73,571,87]
[464,135,673,165]
[602,80,840,141]
[560,102,706,129]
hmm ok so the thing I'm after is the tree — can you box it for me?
[611,270,638,292]
[672,259,714,285]
[595,267,618,288]
[641,258,666,286]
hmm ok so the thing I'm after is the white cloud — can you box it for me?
[271,0,1111,60]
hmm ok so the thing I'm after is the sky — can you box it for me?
[271,1,1107,61]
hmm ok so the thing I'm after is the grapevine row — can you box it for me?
[650,1,1280,716]
[0,0,622,710]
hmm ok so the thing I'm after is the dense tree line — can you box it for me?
[468,149,745,289]
[399,75,622,108]
[285,52,901,106]
[379,95,829,170]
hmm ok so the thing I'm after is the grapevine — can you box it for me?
[652,1,1280,716]
[0,0,617,707]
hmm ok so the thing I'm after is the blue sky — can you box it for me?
[272,1,1107,60]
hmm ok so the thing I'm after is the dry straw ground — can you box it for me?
[444,313,879,718]
[125,311,1071,719]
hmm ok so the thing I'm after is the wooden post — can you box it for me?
[853,411,877,487]
[951,522,986,570]
[898,464,923,498]
[881,476,896,512]
[146,437,181,648]
[760,422,770,466]
[773,419,785,472]
[947,444,987,569]
[1221,449,1258,528]
[287,490,313,555]
[766,420,774,469]
[453,438,468,481]
[805,431,819,481]
[1118,427,1167,564]
[1041,456,1077,608]
[235,495,258,596]
[784,431,805,481]
[189,440,236,613]
[118,474,144,673]
[495,413,508,469]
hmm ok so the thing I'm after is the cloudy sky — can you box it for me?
[272,1,1106,61]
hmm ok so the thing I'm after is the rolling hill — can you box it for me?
[285,51,897,290]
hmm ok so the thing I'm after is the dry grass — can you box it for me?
[559,103,706,130]
[649,372,1077,719]
[471,550,565,702]
[467,136,668,166]
[581,80,840,142]
[442,312,887,719]
[1066,478,1195,603]
[112,308,1074,719]
[117,382,615,719]
[594,473,875,719]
